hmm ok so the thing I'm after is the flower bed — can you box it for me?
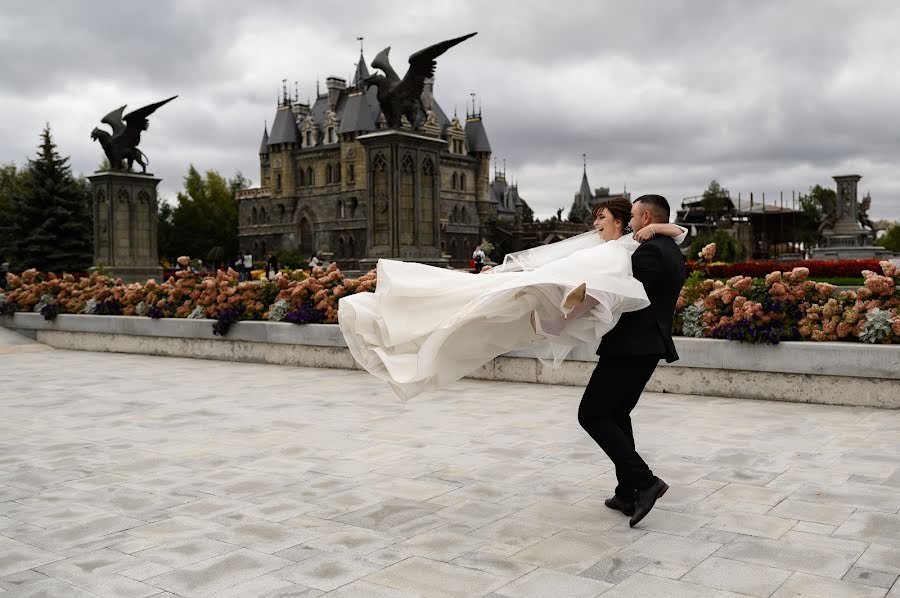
[3,252,899,345]
[676,253,899,344]
[687,259,884,279]
[0,263,376,335]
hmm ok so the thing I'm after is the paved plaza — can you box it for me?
[1,332,899,597]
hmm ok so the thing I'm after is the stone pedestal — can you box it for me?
[88,171,163,283]
[356,130,449,269]
[811,174,891,260]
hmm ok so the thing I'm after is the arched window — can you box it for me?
[461,206,468,224]
[299,217,313,257]
[349,236,356,257]
[452,172,458,190]
[305,130,312,146]
[278,204,285,221]
[460,174,466,191]
[261,240,267,254]
[349,197,358,218]
[334,163,341,183]
[298,168,305,187]
[251,207,258,224]
[253,240,259,254]
[451,206,459,223]
[306,167,314,186]
[450,238,457,258]
[338,236,345,256]
[325,164,333,184]
[260,207,267,223]
[336,200,344,219]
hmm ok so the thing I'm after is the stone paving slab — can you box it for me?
[1,349,900,597]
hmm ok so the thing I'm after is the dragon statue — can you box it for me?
[91,96,177,173]
[362,33,476,129]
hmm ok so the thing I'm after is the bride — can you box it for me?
[338,197,686,400]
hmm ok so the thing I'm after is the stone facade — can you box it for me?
[236,53,505,270]
[87,171,163,283]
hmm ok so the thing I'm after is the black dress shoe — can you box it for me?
[604,495,636,516]
[629,478,669,528]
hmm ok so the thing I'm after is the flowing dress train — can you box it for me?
[338,230,684,400]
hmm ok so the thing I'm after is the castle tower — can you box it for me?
[267,88,300,197]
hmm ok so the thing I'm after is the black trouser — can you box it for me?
[578,355,659,499]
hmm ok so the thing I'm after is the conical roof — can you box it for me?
[339,92,376,134]
[258,125,269,154]
[267,106,300,146]
[353,54,370,89]
[465,117,491,153]
[579,169,592,204]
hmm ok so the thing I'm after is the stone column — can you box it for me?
[88,171,164,283]
[356,130,448,269]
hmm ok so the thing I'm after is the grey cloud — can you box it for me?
[1,0,899,221]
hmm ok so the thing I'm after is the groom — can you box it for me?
[578,194,686,527]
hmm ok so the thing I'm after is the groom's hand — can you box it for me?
[479,265,492,272]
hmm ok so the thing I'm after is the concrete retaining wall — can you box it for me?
[3,313,898,408]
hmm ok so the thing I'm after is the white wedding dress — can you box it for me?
[338,228,686,400]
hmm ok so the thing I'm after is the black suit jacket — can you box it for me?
[597,235,686,363]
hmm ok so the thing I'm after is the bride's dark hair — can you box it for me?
[591,197,632,234]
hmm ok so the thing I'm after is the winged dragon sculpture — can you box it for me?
[91,96,177,173]
[818,191,838,234]
[858,192,875,231]
[362,33,476,129]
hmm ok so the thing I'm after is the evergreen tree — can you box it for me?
[0,163,22,262]
[3,126,93,272]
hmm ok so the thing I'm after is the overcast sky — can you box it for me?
[2,1,899,221]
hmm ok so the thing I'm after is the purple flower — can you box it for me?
[284,303,326,325]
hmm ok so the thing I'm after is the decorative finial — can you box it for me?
[357,36,364,56]
[470,92,476,118]
[282,79,288,105]
[582,153,587,173]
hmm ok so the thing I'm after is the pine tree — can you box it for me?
[4,126,93,272]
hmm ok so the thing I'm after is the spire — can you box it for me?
[579,164,592,204]
[259,122,269,154]
[353,50,370,89]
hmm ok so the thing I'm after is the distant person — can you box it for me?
[472,245,486,273]
[242,252,253,280]
[308,254,320,269]
[234,254,244,280]
[266,252,279,280]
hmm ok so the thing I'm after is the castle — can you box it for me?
[235,50,529,270]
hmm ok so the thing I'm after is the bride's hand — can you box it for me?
[480,265,492,272]
[632,225,656,243]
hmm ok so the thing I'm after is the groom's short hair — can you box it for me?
[634,194,670,223]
